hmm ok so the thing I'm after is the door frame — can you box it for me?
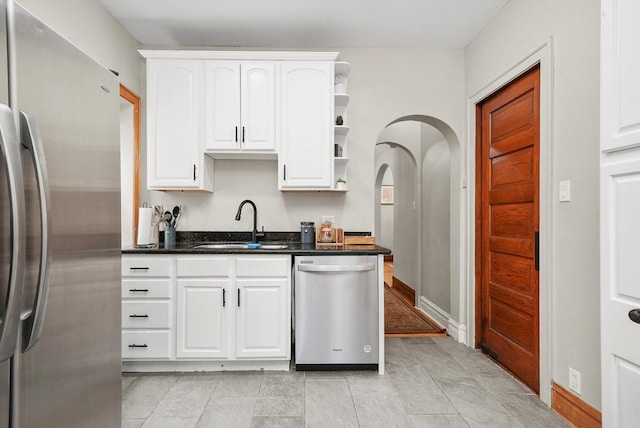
[119,84,141,246]
[465,39,554,405]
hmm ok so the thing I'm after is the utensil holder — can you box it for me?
[164,226,176,249]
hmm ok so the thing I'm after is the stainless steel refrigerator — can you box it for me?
[0,1,121,426]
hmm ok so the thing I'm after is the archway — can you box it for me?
[373,115,463,340]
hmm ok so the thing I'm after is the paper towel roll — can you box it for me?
[136,207,153,246]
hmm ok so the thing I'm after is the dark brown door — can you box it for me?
[476,65,540,393]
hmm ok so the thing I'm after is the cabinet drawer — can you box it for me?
[122,279,172,299]
[237,256,290,277]
[122,256,172,277]
[122,301,171,329]
[122,331,171,359]
[176,256,231,277]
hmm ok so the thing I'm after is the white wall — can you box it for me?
[465,0,601,409]
[16,0,142,93]
[378,168,394,251]
[422,139,450,313]
[140,48,466,234]
[375,140,418,290]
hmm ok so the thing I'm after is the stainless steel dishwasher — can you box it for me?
[294,255,378,370]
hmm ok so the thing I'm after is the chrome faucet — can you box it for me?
[235,200,264,243]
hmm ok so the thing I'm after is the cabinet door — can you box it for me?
[236,278,290,359]
[205,61,241,151]
[177,279,230,359]
[147,59,207,190]
[241,62,276,152]
[279,61,333,189]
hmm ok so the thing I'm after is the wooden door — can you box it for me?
[476,65,540,393]
[601,1,640,426]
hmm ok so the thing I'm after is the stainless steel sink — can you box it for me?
[193,243,248,249]
[192,243,288,250]
[259,244,289,249]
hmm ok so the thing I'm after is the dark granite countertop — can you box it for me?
[123,231,391,256]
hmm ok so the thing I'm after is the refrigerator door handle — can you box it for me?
[297,264,376,273]
[0,104,26,361]
[19,111,52,352]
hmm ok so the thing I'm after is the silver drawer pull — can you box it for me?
[129,314,149,318]
[128,344,147,348]
[129,288,149,293]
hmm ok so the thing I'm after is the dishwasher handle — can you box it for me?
[297,264,376,273]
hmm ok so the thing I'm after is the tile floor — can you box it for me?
[121,336,570,427]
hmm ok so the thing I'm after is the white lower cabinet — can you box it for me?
[175,255,291,361]
[176,255,231,359]
[236,278,290,358]
[121,255,174,360]
[177,279,230,359]
[122,254,291,368]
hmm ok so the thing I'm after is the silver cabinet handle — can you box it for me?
[0,104,26,361]
[297,264,376,272]
[19,111,52,352]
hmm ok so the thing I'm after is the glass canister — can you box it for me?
[318,222,335,243]
[300,221,315,244]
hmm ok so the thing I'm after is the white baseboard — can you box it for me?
[418,296,467,344]
[417,296,449,329]
[447,318,467,344]
[122,359,291,372]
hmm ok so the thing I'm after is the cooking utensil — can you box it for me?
[160,211,172,226]
[172,205,180,227]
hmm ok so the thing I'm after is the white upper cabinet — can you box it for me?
[145,58,214,191]
[141,50,341,191]
[279,61,334,190]
[205,61,276,156]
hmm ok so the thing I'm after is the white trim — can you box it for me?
[465,38,554,406]
[418,295,449,329]
[377,254,385,375]
[447,318,467,343]
[139,50,340,61]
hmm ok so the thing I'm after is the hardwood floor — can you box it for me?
[383,262,415,307]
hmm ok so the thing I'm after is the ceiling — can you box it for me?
[98,0,508,49]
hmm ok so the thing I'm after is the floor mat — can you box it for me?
[384,286,446,336]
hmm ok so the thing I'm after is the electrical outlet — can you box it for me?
[569,367,581,394]
[321,216,335,224]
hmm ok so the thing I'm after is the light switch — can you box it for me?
[559,180,571,202]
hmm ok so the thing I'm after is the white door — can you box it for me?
[176,279,230,359]
[601,2,640,427]
[205,61,240,151]
[279,61,333,189]
[241,62,276,152]
[147,59,203,189]
[236,279,290,358]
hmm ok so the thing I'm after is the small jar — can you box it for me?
[318,222,334,243]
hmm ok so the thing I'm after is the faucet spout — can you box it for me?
[235,200,264,243]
